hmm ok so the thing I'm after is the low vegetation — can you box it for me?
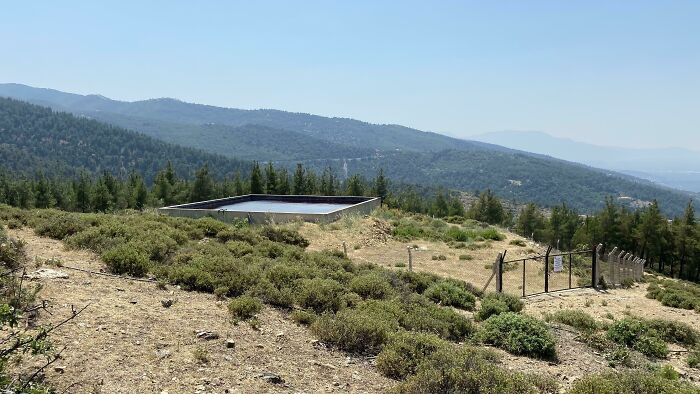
[647,277,700,312]
[569,369,700,394]
[475,292,524,321]
[384,212,505,245]
[544,309,599,333]
[6,206,700,391]
[478,312,557,359]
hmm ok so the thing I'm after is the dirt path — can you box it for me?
[9,227,394,394]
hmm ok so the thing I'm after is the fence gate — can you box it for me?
[496,244,601,297]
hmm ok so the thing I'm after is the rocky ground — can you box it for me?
[9,227,393,394]
[7,218,700,393]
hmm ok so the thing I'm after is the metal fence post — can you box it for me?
[544,246,551,293]
[522,259,526,297]
[496,253,504,293]
[592,245,598,289]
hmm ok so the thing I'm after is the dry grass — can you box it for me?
[8,227,393,394]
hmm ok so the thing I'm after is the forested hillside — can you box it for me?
[78,112,376,161]
[0,98,249,181]
[310,150,695,215]
[0,83,499,152]
[1,84,697,215]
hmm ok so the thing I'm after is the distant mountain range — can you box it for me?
[472,131,700,193]
[0,83,696,215]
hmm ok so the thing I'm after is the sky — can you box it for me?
[1,1,699,149]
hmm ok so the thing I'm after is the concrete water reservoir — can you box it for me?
[158,194,381,224]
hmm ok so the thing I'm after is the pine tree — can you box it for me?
[190,164,215,201]
[74,172,92,213]
[293,164,306,195]
[249,162,263,194]
[468,190,505,224]
[373,169,388,201]
[431,192,449,217]
[345,174,365,196]
[264,162,277,194]
[516,203,546,240]
[92,179,113,212]
[233,171,245,195]
[34,174,53,209]
[276,168,290,195]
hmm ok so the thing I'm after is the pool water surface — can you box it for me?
[216,200,353,214]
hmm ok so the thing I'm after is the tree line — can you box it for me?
[0,161,464,219]
[4,160,697,282]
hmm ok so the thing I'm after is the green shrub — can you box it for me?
[34,213,90,239]
[647,318,699,347]
[480,228,505,241]
[311,308,396,355]
[479,312,556,359]
[349,272,394,300]
[446,227,469,242]
[606,317,669,358]
[509,239,527,247]
[247,280,294,308]
[216,227,261,244]
[569,370,699,394]
[227,295,263,320]
[101,244,149,277]
[290,309,317,326]
[401,296,474,341]
[376,331,447,379]
[661,291,696,309]
[224,240,255,257]
[393,346,539,394]
[424,281,476,310]
[0,234,26,270]
[688,346,700,368]
[620,278,634,289]
[545,309,598,332]
[633,335,669,358]
[397,270,439,293]
[259,226,309,247]
[458,254,473,261]
[475,293,523,321]
[295,278,345,313]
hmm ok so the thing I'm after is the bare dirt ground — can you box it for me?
[8,216,700,393]
[297,216,700,389]
[297,216,575,295]
[8,227,394,394]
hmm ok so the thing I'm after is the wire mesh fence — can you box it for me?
[494,244,647,297]
[376,241,645,299]
[500,250,591,297]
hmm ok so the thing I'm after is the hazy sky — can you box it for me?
[2,1,699,149]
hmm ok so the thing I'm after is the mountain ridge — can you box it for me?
[0,83,696,215]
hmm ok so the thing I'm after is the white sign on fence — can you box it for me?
[553,256,563,273]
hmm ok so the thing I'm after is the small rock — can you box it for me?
[161,299,174,308]
[129,300,137,304]
[255,344,264,349]
[30,268,69,280]
[156,349,171,359]
[226,339,236,349]
[258,372,284,384]
[54,366,66,373]
[116,287,125,292]
[196,331,220,340]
